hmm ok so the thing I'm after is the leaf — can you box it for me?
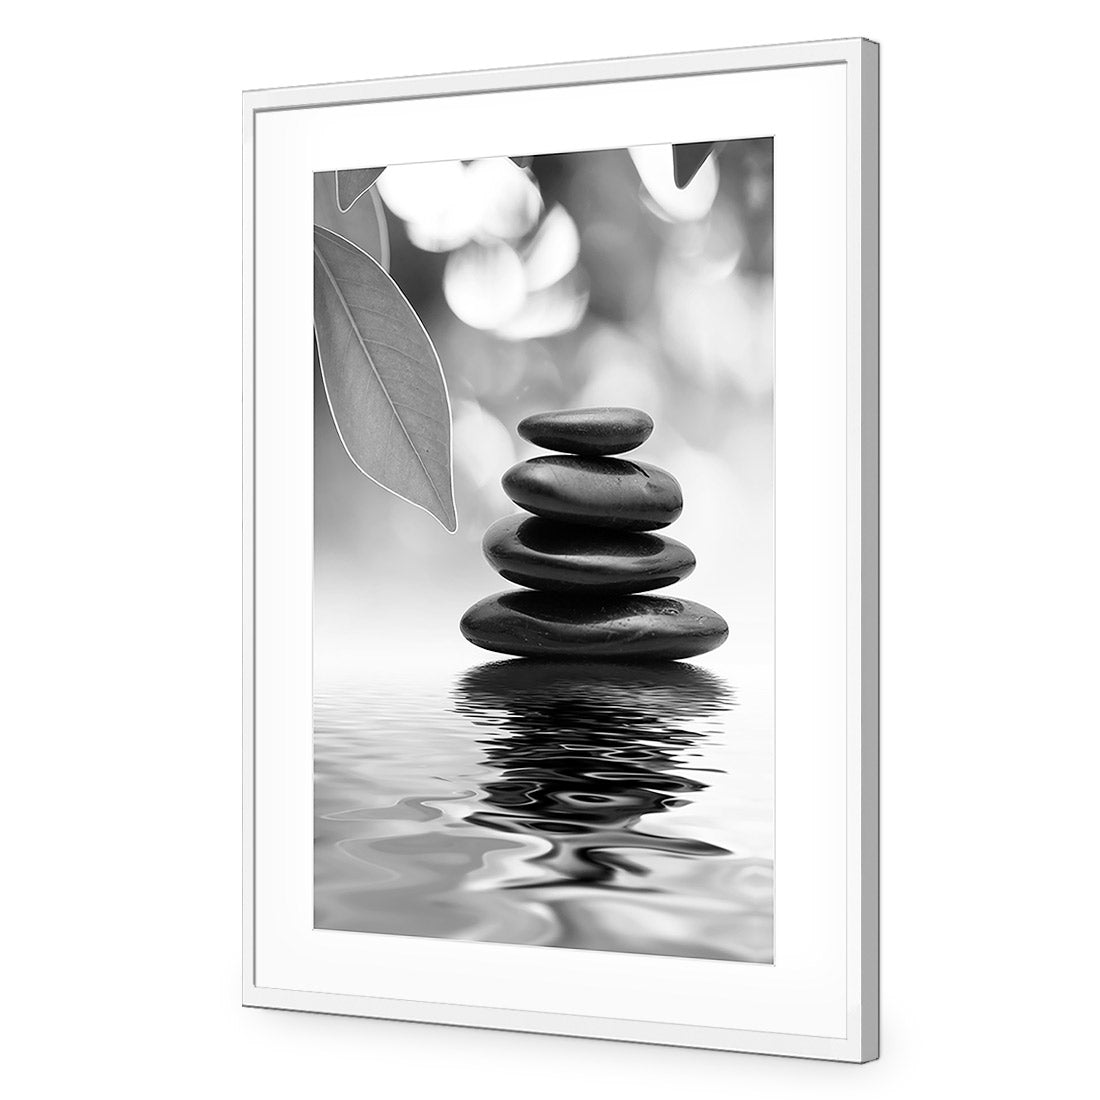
[313,225,457,532]
[672,142,716,189]
[314,171,390,268]
[336,167,384,211]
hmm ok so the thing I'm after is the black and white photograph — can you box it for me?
[312,140,776,962]
[13,3,1100,1093]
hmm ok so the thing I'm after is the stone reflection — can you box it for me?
[453,659,734,888]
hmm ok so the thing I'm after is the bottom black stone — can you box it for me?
[459,591,729,661]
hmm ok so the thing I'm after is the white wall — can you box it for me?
[4,2,1097,1096]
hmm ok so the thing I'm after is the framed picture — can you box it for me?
[244,37,879,1061]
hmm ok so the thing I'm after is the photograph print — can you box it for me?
[313,139,775,963]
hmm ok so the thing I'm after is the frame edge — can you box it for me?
[242,90,257,1009]
[858,36,881,1064]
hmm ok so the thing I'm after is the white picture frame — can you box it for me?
[243,37,878,1062]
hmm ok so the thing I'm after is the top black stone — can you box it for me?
[517,407,654,456]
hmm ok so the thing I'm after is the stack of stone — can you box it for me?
[460,407,728,661]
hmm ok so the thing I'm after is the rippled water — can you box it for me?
[315,659,773,962]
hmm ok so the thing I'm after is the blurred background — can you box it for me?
[315,138,774,677]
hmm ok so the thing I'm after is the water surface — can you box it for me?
[315,659,773,962]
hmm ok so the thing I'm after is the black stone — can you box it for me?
[459,591,729,660]
[482,514,695,594]
[501,455,682,531]
[517,407,654,456]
